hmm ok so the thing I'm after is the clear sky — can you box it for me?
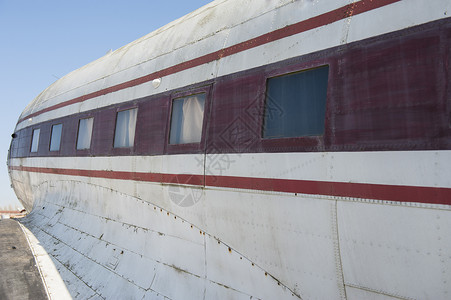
[0,0,212,210]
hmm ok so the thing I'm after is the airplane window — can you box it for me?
[114,108,138,148]
[50,124,63,151]
[30,128,40,152]
[169,93,206,144]
[263,65,329,139]
[77,117,94,150]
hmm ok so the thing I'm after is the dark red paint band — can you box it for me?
[19,0,402,124]
[206,175,451,206]
[9,165,204,186]
[9,165,451,206]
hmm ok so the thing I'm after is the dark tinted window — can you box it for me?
[263,65,329,139]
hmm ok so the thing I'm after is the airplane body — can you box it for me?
[8,0,451,299]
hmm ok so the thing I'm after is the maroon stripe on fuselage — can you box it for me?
[9,165,451,206]
[9,165,204,186]
[207,175,451,206]
[18,0,401,124]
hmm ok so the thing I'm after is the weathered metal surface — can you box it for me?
[19,181,298,299]
[6,0,451,299]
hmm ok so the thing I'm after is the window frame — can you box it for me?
[166,85,211,154]
[76,117,94,151]
[113,106,138,149]
[260,63,331,152]
[49,123,63,152]
[30,128,41,153]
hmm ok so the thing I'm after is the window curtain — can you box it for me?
[170,94,205,144]
[114,108,137,148]
[77,118,94,150]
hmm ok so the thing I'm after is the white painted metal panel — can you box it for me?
[204,237,298,299]
[338,201,451,299]
[10,150,451,189]
[21,179,314,299]
[345,285,405,300]
[346,0,451,45]
[204,188,344,299]
[206,151,451,188]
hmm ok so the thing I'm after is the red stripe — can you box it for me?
[9,166,204,186]
[19,0,401,123]
[9,164,451,206]
[207,175,451,206]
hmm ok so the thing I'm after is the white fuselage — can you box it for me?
[8,1,451,299]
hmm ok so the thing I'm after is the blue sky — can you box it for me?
[0,0,212,210]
